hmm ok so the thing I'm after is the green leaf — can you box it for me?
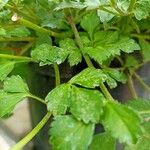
[89,132,116,150]
[102,101,142,144]
[3,75,29,93]
[80,12,100,39]
[69,68,108,88]
[59,38,82,66]
[103,69,127,84]
[0,0,9,10]
[125,122,150,150]
[133,0,150,20]
[125,55,139,68]
[127,98,150,112]
[31,44,68,66]
[68,50,82,66]
[55,1,85,10]
[0,27,6,36]
[46,84,71,116]
[83,32,140,64]
[97,9,114,23]
[49,115,94,150]
[139,39,150,61]
[35,32,52,47]
[0,61,15,81]
[70,86,104,123]
[7,26,31,37]
[126,98,150,119]
[0,90,27,118]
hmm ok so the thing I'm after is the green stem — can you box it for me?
[110,0,126,15]
[0,54,36,62]
[0,37,35,42]
[99,82,114,100]
[11,112,51,150]
[28,94,47,105]
[18,18,59,36]
[53,63,60,86]
[67,14,114,100]
[127,74,138,98]
[20,41,34,55]
[131,34,150,40]
[67,16,94,68]
[130,18,140,33]
[133,72,150,93]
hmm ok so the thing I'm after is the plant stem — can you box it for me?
[11,112,51,150]
[53,63,60,86]
[127,74,138,98]
[0,54,36,62]
[18,18,59,36]
[20,41,34,55]
[0,37,35,42]
[133,72,150,93]
[67,14,114,101]
[28,94,47,105]
[99,82,114,100]
[67,16,94,68]
[131,34,150,40]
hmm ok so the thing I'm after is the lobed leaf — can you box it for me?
[102,101,142,144]
[80,12,100,39]
[89,132,116,150]
[70,86,104,123]
[46,84,71,116]
[3,75,29,93]
[69,68,108,88]
[59,38,82,66]
[31,44,68,66]
[0,90,27,118]
[0,61,15,81]
[49,115,94,150]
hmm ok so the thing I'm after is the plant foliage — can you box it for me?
[0,0,150,149]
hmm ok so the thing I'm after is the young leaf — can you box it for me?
[139,39,150,61]
[0,90,27,118]
[3,75,29,93]
[80,12,100,39]
[69,68,108,88]
[83,32,140,64]
[31,44,68,66]
[102,101,142,144]
[46,84,71,116]
[89,132,116,150]
[0,61,15,81]
[70,86,104,123]
[49,115,94,150]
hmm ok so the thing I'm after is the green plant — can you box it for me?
[0,0,150,149]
